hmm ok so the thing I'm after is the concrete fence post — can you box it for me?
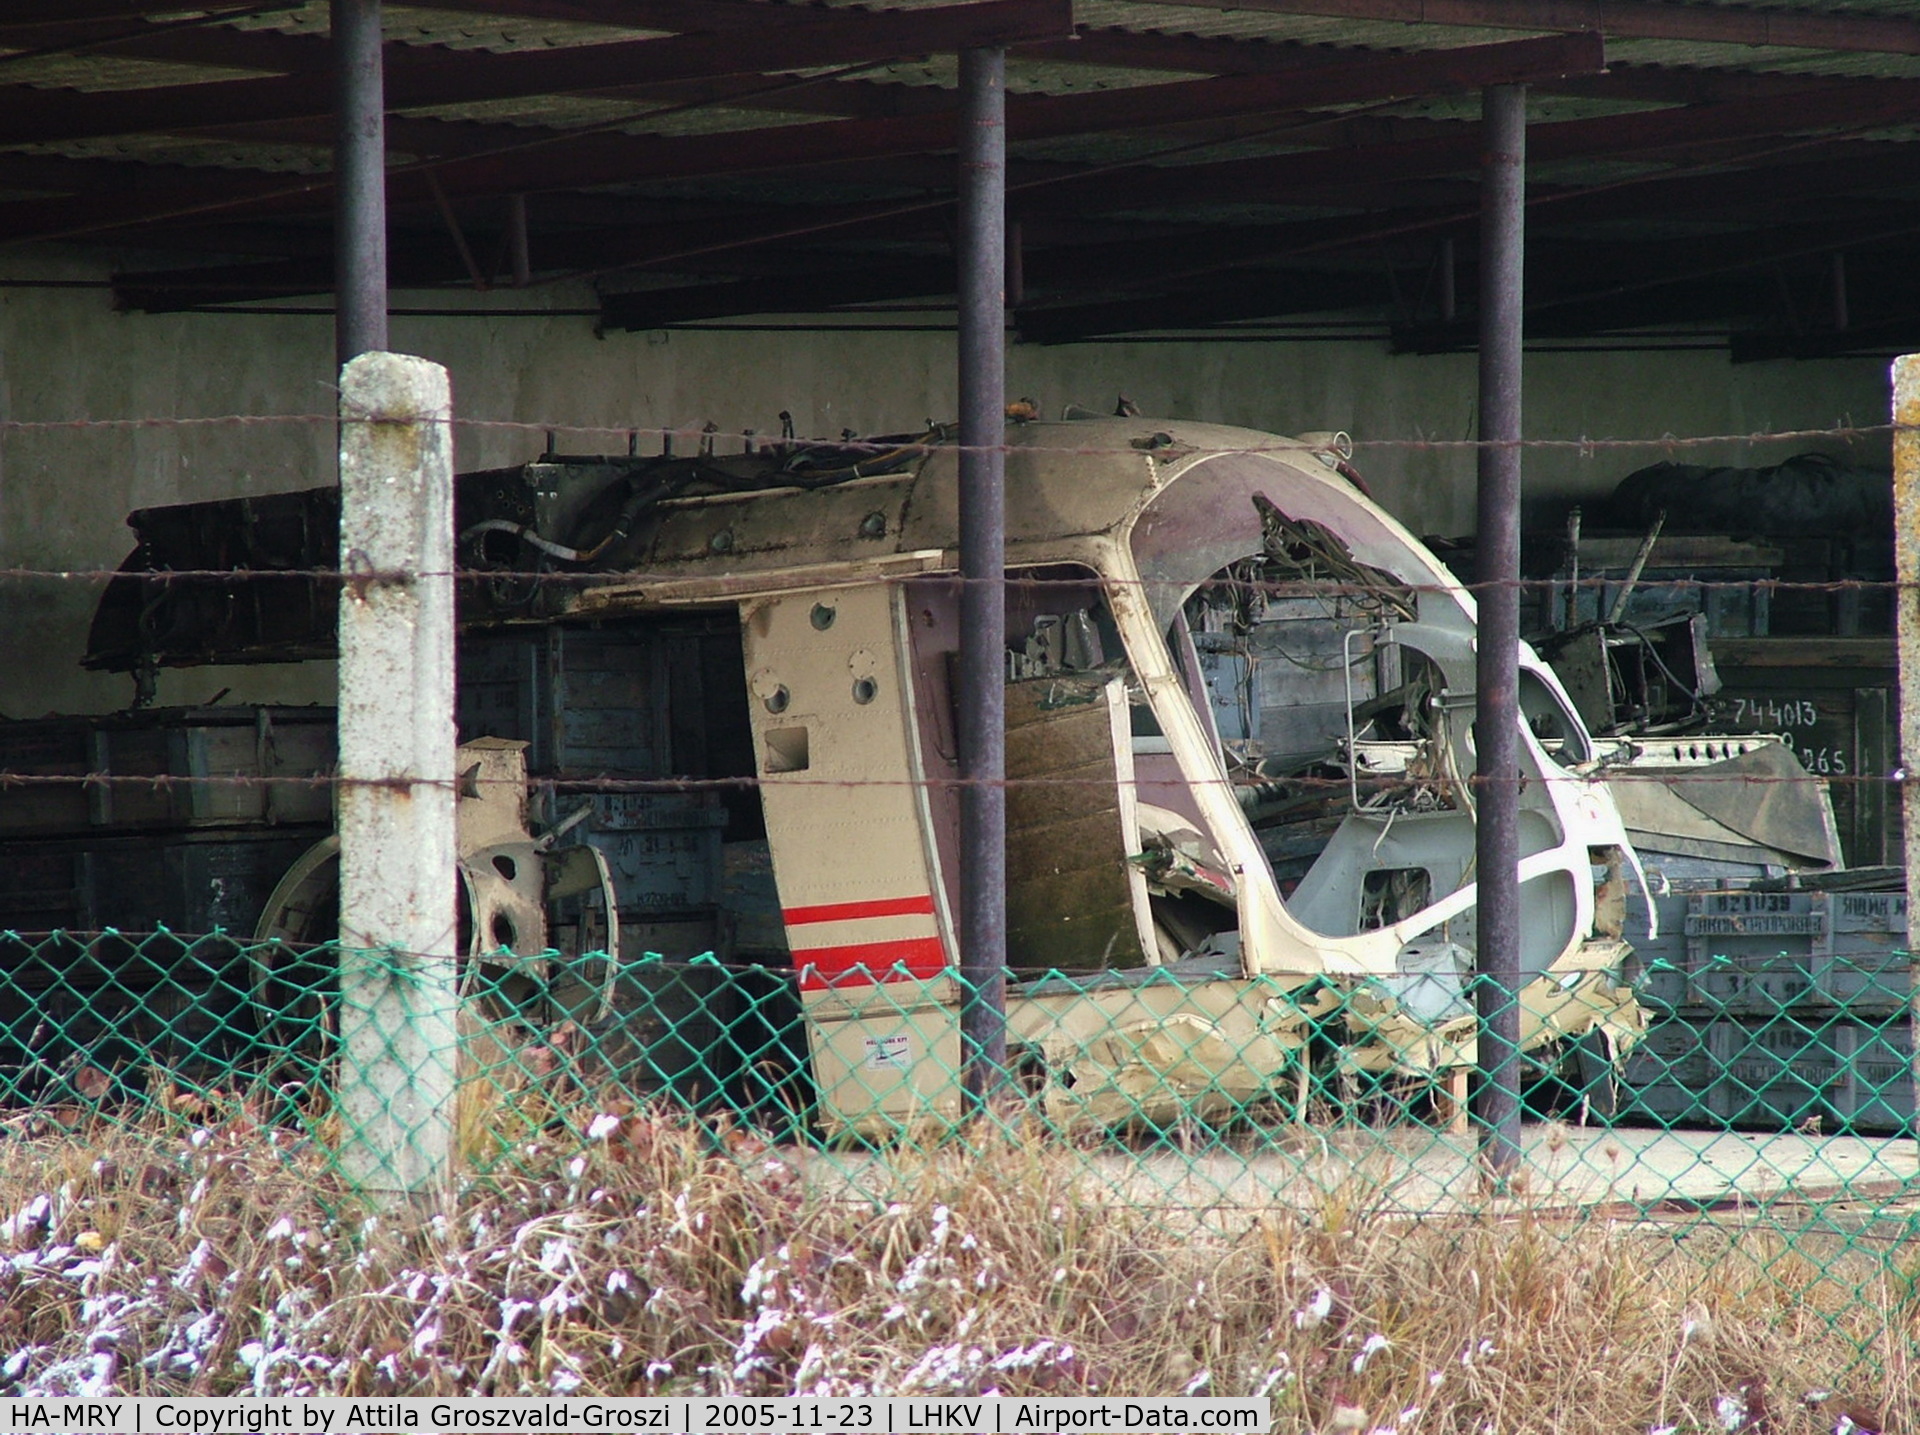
[1894,356,1920,1141]
[336,351,459,1199]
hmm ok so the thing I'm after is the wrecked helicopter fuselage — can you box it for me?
[85,416,1648,1135]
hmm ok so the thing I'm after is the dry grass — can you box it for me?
[0,1094,1915,1435]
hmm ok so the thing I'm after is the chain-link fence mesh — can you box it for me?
[2,924,1916,1408]
[5,405,1919,1422]
[4,927,1912,1161]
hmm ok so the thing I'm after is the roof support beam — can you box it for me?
[107,201,1453,311]
[104,177,1920,335]
[587,208,1443,330]
[0,31,1603,243]
[1008,78,1920,217]
[0,16,320,74]
[1527,139,1920,227]
[0,2,268,31]
[2,12,1381,107]
[374,31,1603,195]
[1021,28,1349,75]
[0,0,1073,147]
[413,0,833,29]
[1142,0,1920,56]
[16,86,1910,263]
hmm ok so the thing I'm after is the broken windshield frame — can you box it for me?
[1125,450,1593,772]
[1114,449,1610,957]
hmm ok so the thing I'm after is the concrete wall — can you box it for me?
[0,243,1894,717]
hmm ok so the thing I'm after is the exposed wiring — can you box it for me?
[458,519,591,563]
[780,427,943,484]
[1262,641,1376,673]
[1617,619,1715,724]
[1252,492,1418,624]
[1369,804,1400,857]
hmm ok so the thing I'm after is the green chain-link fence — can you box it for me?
[3,925,1915,1158]
[1,924,1917,1425]
[7,927,1910,1158]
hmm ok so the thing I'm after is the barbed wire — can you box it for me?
[0,767,1902,794]
[0,412,1903,456]
[0,568,1910,595]
[3,413,1909,808]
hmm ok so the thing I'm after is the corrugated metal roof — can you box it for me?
[1601,37,1920,75]
[7,54,275,91]
[16,134,333,172]
[8,0,1920,352]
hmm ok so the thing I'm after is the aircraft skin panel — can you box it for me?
[742,584,953,994]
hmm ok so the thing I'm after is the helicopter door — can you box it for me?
[741,583,962,1131]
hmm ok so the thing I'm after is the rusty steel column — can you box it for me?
[1473,83,1526,1178]
[956,45,1009,1101]
[333,0,388,365]
[1892,356,1920,1140]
